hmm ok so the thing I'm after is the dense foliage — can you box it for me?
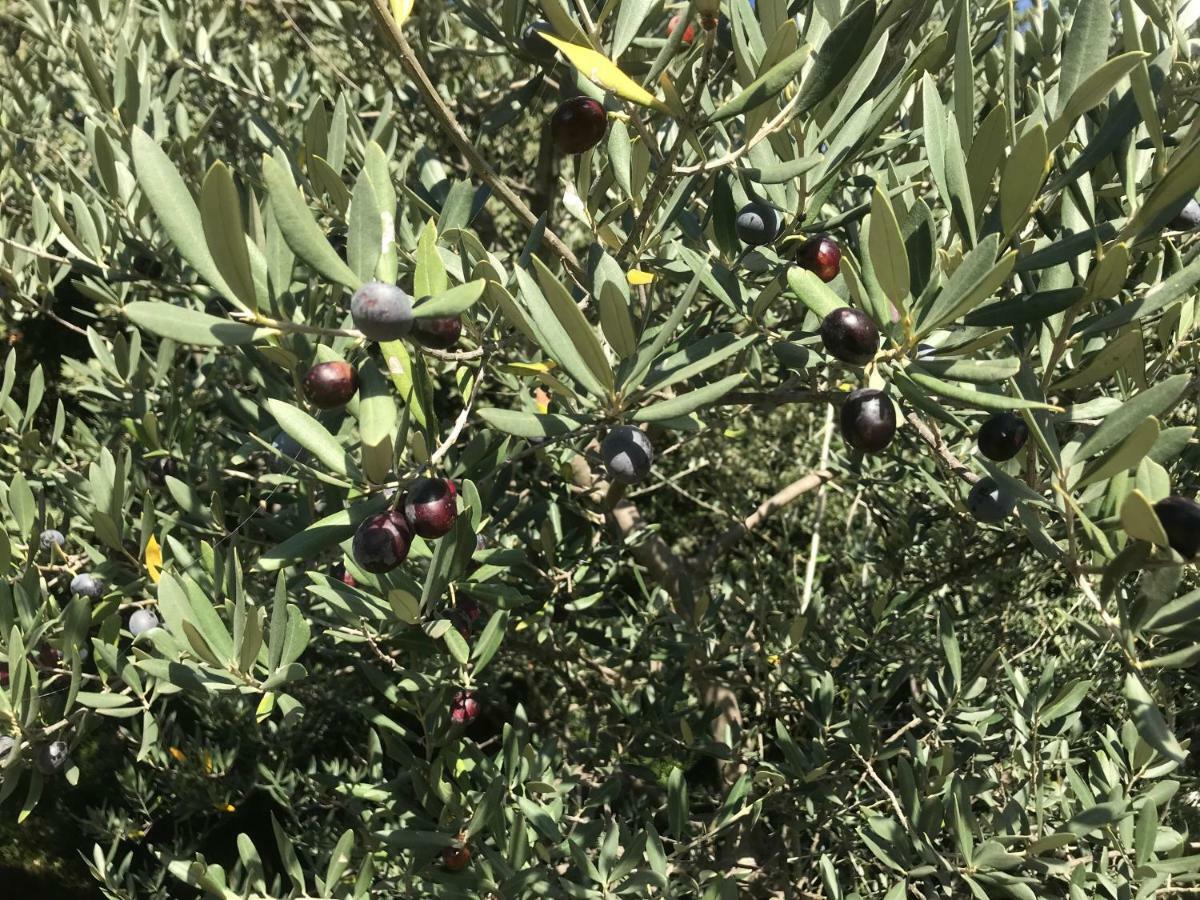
[2,0,1200,897]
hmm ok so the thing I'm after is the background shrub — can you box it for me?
[1,0,1200,897]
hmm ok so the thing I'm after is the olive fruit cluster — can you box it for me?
[352,478,458,574]
[300,287,463,410]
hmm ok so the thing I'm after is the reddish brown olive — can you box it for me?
[796,234,842,282]
[551,97,607,155]
[405,478,458,540]
[441,844,472,871]
[450,690,480,725]
[303,361,359,409]
[412,317,463,350]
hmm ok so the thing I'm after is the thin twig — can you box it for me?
[365,0,586,285]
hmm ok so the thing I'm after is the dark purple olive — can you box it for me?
[839,388,896,454]
[820,307,880,366]
[977,413,1029,462]
[352,510,413,573]
[521,20,557,63]
[1154,496,1200,560]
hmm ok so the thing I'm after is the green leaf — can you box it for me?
[610,0,654,59]
[709,43,812,124]
[1125,139,1200,239]
[476,408,587,438]
[1056,0,1112,117]
[906,370,1057,412]
[919,236,1016,332]
[124,302,271,347]
[1065,801,1127,836]
[1015,219,1123,273]
[356,359,396,485]
[412,280,484,318]
[1077,375,1191,460]
[1078,252,1200,336]
[792,0,877,117]
[1124,673,1187,764]
[632,373,746,423]
[258,495,389,571]
[1040,679,1092,721]
[1074,417,1159,489]
[1053,330,1142,392]
[1120,489,1170,548]
[1000,125,1047,237]
[261,154,361,290]
[642,334,758,395]
[130,128,239,307]
[965,287,1084,327]
[200,161,257,312]
[414,220,449,297]
[347,169,382,283]
[943,112,977,245]
[787,267,843,319]
[595,256,637,358]
[908,357,1021,384]
[471,609,508,675]
[265,399,355,478]
[515,268,606,397]
[868,184,909,306]
[1049,51,1147,148]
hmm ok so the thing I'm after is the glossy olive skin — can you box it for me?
[412,316,463,350]
[521,20,557,63]
[302,361,359,409]
[796,234,842,282]
[551,97,607,154]
[735,201,780,246]
[450,690,480,725]
[839,389,896,454]
[1169,198,1200,230]
[352,510,413,573]
[820,307,880,366]
[442,844,472,871]
[1154,496,1200,560]
[404,477,458,540]
[977,413,1029,462]
[36,740,69,775]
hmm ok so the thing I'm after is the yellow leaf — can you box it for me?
[389,0,415,26]
[627,269,655,285]
[539,34,672,113]
[500,361,559,376]
[533,387,551,414]
[145,535,162,585]
[216,803,235,813]
[168,746,186,762]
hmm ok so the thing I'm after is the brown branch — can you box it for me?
[698,470,834,569]
[366,1,586,285]
[905,412,979,484]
